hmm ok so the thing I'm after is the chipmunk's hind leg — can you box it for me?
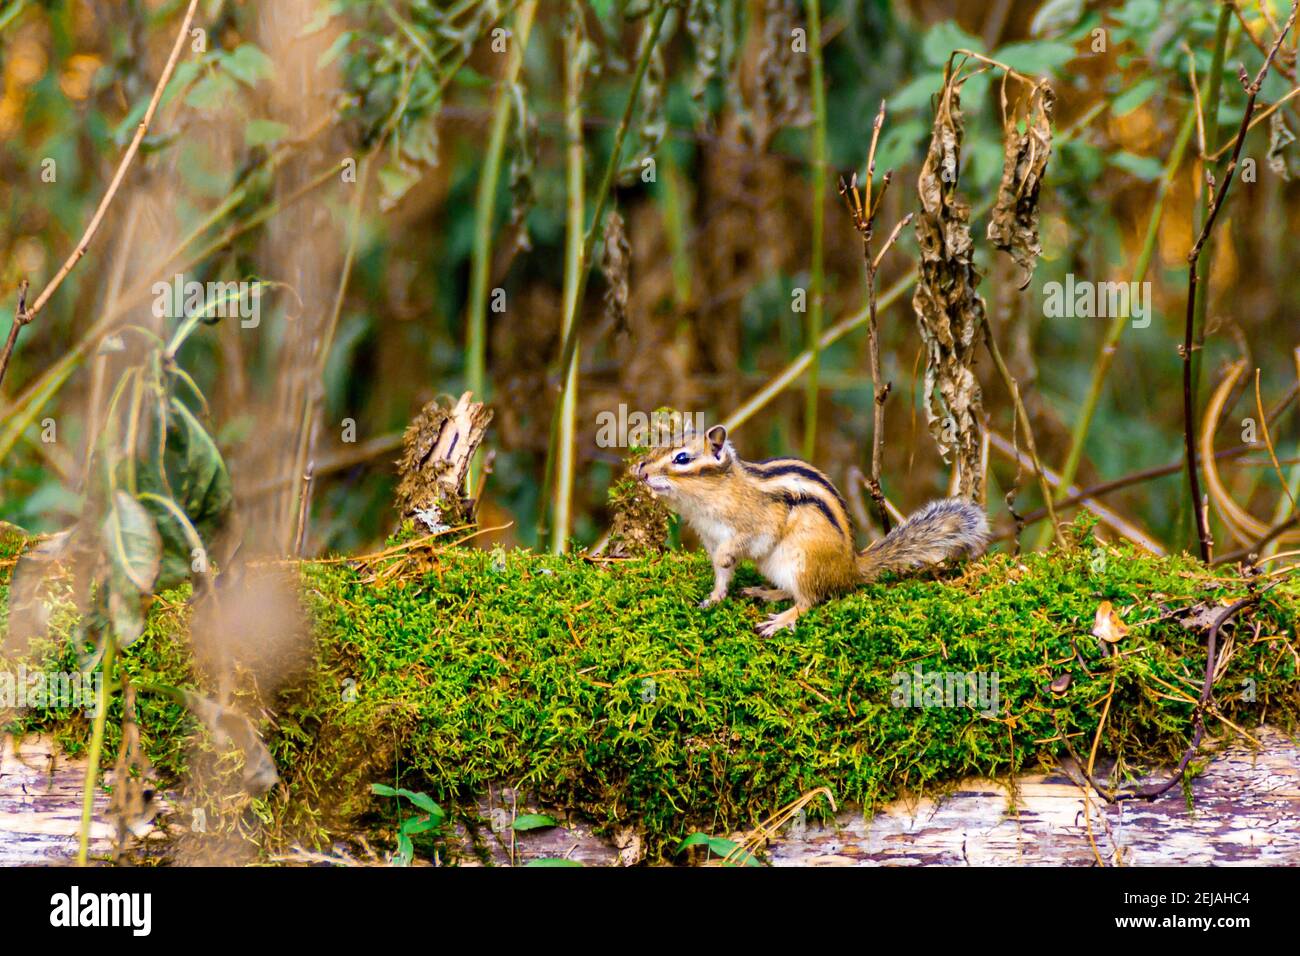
[755,593,813,637]
[756,606,799,637]
[740,586,792,603]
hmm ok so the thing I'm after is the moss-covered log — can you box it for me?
[2,522,1298,863]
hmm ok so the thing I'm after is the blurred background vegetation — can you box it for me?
[2,0,1298,562]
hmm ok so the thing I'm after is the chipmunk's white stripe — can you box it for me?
[740,457,851,538]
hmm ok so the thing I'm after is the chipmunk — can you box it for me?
[633,425,989,636]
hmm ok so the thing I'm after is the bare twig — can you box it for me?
[988,430,1165,552]
[0,279,30,393]
[1182,3,1297,563]
[983,318,1066,547]
[838,101,908,533]
[1076,595,1259,803]
[1215,514,1300,565]
[20,0,201,325]
[541,1,670,545]
[1231,0,1298,83]
[294,462,315,558]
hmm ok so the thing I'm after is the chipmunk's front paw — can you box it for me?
[697,590,726,609]
[755,608,799,637]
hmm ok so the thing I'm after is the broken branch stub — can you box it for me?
[394,392,494,530]
[912,65,987,502]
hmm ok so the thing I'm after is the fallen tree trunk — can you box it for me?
[3,526,1298,865]
[4,728,1297,865]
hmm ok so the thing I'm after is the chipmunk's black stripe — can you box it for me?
[768,491,846,537]
[686,455,729,477]
[745,458,851,514]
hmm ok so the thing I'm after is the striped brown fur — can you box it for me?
[633,425,989,636]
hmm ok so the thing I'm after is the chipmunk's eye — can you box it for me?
[672,452,692,466]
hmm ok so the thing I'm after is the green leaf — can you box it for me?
[223,44,274,86]
[1111,78,1159,117]
[891,71,945,112]
[245,119,291,148]
[186,71,238,111]
[107,568,146,646]
[378,161,422,210]
[394,832,414,866]
[318,31,353,70]
[135,395,231,591]
[102,490,161,593]
[674,832,760,865]
[454,65,491,88]
[167,397,232,535]
[371,783,443,819]
[399,815,443,836]
[1110,151,1163,181]
[524,858,583,867]
[512,813,558,832]
[992,40,1077,76]
[1030,0,1085,38]
[299,1,343,36]
[922,21,983,66]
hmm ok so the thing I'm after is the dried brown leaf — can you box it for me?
[602,209,632,336]
[1091,600,1129,644]
[911,65,987,501]
[988,80,1055,288]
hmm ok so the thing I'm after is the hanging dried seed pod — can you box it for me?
[988,80,1055,289]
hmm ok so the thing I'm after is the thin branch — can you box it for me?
[1002,441,1264,541]
[1072,596,1259,803]
[21,0,201,324]
[838,100,904,533]
[1182,2,1298,562]
[1232,0,1298,82]
[540,1,670,542]
[1036,105,1197,551]
[1205,82,1300,159]
[983,318,1066,548]
[802,0,828,460]
[0,279,30,393]
[988,430,1166,552]
[1255,368,1298,512]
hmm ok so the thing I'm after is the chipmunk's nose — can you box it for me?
[632,460,645,479]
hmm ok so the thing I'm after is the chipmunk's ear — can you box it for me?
[705,425,728,459]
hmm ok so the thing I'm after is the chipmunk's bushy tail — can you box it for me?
[856,498,989,582]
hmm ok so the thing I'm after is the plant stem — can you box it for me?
[803,0,827,461]
[1190,2,1234,385]
[1179,2,1235,548]
[1182,3,1297,562]
[0,0,31,33]
[0,280,30,394]
[1031,107,1197,550]
[541,2,669,548]
[983,316,1066,547]
[552,2,587,554]
[466,0,538,404]
[466,0,538,495]
[288,157,370,553]
[77,634,116,866]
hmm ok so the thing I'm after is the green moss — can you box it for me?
[3,525,1298,862]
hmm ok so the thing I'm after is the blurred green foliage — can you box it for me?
[0,0,1298,559]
